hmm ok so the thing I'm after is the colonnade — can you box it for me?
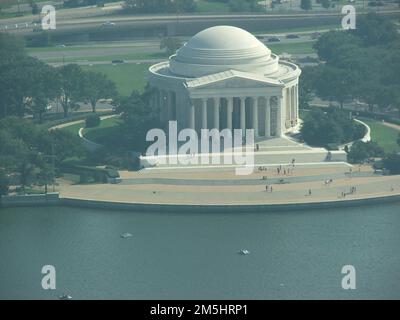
[153,84,298,138]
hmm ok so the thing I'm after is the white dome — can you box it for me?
[182,25,270,51]
[169,26,279,78]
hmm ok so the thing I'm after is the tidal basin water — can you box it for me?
[0,203,399,299]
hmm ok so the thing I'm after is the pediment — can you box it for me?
[185,70,283,91]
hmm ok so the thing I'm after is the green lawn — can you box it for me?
[363,120,400,154]
[83,117,122,143]
[196,0,230,13]
[81,63,151,96]
[36,52,168,64]
[268,41,316,55]
[61,122,85,136]
[60,116,122,143]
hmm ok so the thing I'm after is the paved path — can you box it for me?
[58,163,400,206]
[49,114,117,130]
[60,174,400,205]
[382,121,400,132]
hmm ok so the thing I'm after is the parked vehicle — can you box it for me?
[102,21,116,27]
[267,37,280,43]
[311,32,321,39]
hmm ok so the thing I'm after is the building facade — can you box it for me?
[149,26,301,138]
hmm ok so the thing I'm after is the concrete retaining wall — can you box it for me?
[2,193,399,212]
[60,194,400,213]
[0,193,60,207]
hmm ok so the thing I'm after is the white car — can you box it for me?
[102,21,115,27]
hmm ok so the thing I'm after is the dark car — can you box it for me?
[267,37,280,43]
[111,59,124,64]
[286,34,300,39]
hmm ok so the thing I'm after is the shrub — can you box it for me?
[300,107,365,147]
[382,153,400,174]
[85,114,100,128]
[0,170,9,196]
[347,141,384,163]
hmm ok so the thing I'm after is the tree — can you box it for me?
[36,161,55,194]
[0,117,85,191]
[300,0,312,10]
[117,90,162,152]
[160,37,182,55]
[321,0,330,9]
[0,169,9,196]
[124,0,196,13]
[353,13,399,47]
[383,154,400,174]
[347,141,384,163]
[314,66,356,109]
[83,71,117,113]
[29,0,39,14]
[313,31,360,62]
[0,34,59,120]
[58,64,86,117]
[228,0,261,12]
[300,108,364,146]
[298,66,318,109]
[86,114,101,128]
[27,61,61,122]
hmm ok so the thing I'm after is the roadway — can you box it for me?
[2,9,400,36]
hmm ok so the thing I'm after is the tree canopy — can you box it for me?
[302,14,400,115]
[300,108,365,147]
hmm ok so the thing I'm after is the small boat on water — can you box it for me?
[239,249,250,255]
[120,232,133,239]
[59,294,72,300]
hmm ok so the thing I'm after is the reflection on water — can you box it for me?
[0,203,399,299]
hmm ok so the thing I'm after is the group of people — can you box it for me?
[341,186,358,198]
[277,166,295,176]
[265,185,273,193]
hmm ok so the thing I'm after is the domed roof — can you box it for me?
[169,26,279,78]
[184,25,269,51]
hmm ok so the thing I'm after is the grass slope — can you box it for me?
[363,120,400,154]
[81,63,151,96]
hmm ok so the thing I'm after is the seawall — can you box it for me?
[1,193,400,213]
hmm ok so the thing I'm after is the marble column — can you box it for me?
[287,87,291,123]
[158,90,164,121]
[201,98,207,129]
[189,101,195,130]
[294,84,299,122]
[227,97,233,131]
[276,96,283,137]
[213,97,220,130]
[252,97,259,137]
[291,86,295,125]
[240,97,246,133]
[167,91,174,121]
[265,97,271,138]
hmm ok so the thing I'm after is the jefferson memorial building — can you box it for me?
[149,26,301,138]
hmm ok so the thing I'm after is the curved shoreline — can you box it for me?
[2,192,400,213]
